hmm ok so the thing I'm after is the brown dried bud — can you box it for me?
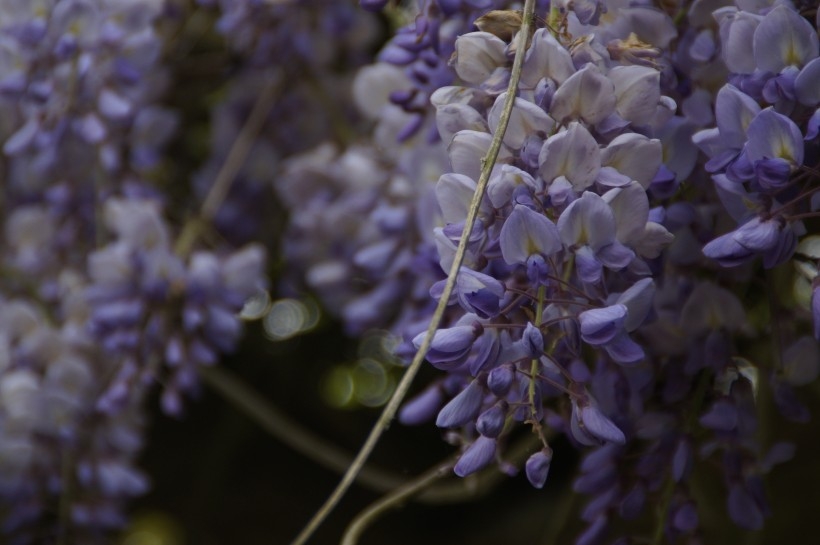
[607,33,662,68]
[474,10,523,42]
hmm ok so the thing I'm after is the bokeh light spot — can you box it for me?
[240,289,271,320]
[321,365,355,408]
[119,511,183,545]
[263,298,318,340]
[352,358,395,407]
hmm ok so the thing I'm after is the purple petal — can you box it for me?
[600,133,662,189]
[453,32,508,85]
[521,28,575,88]
[557,191,615,250]
[805,108,820,140]
[522,322,544,358]
[454,436,497,477]
[414,325,479,366]
[715,85,760,147]
[74,113,107,144]
[614,278,655,332]
[595,166,632,187]
[595,242,635,270]
[603,182,649,246]
[476,403,507,438]
[576,516,608,545]
[604,332,645,365]
[773,380,811,422]
[550,64,615,125]
[435,103,487,145]
[754,158,792,190]
[796,58,820,106]
[672,502,699,532]
[703,231,755,267]
[608,65,661,126]
[538,123,601,191]
[690,28,717,62]
[399,384,444,425]
[745,108,804,167]
[487,165,537,208]
[579,404,626,444]
[728,482,764,530]
[699,400,738,431]
[488,93,554,149]
[436,380,485,428]
[487,364,514,396]
[500,204,562,264]
[579,305,627,345]
[753,5,818,74]
[716,8,762,74]
[575,245,603,285]
[525,449,552,488]
[783,334,820,386]
[448,130,511,181]
[620,484,646,520]
[672,438,692,482]
[467,327,501,376]
[436,172,478,225]
[99,88,133,120]
[456,268,505,319]
[3,118,39,156]
[733,217,782,253]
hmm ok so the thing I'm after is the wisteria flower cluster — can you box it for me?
[279,0,820,544]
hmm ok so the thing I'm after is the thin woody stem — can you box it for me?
[340,460,455,545]
[175,72,281,256]
[287,2,538,543]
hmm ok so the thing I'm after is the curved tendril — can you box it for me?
[340,460,454,545]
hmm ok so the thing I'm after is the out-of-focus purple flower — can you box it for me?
[399,383,446,425]
[571,396,626,446]
[699,400,738,431]
[728,481,765,530]
[359,0,388,11]
[702,217,794,268]
[579,305,644,365]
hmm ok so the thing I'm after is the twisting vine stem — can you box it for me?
[287,1,538,543]
[340,459,456,545]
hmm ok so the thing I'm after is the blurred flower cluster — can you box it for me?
[0,0,818,544]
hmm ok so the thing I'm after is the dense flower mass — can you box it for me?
[0,0,269,542]
[278,0,820,543]
[0,0,819,544]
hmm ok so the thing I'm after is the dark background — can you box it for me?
[129,318,820,545]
